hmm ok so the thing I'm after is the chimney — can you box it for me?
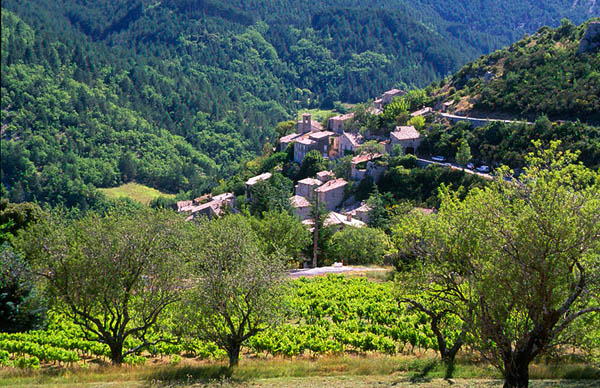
[346,214,352,222]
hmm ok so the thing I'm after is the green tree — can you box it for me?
[328,226,392,265]
[275,120,296,140]
[297,150,328,180]
[251,210,311,267]
[118,152,138,183]
[366,185,388,229]
[0,199,43,244]
[178,215,287,367]
[16,209,193,364]
[0,243,47,332]
[393,142,600,388]
[247,173,293,216]
[357,140,384,159]
[455,139,472,167]
[407,115,426,131]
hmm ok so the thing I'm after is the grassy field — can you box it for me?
[98,183,176,205]
[296,108,336,124]
[2,355,598,388]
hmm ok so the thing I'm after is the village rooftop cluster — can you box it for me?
[175,88,475,230]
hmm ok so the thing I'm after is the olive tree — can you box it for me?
[16,209,193,364]
[179,215,287,367]
[393,142,600,388]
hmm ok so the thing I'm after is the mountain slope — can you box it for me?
[433,18,600,123]
[1,1,598,209]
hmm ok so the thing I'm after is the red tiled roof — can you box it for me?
[315,178,347,192]
[351,153,383,165]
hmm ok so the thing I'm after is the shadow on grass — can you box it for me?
[409,359,438,383]
[145,364,235,384]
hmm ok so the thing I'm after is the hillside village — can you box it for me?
[175,88,446,236]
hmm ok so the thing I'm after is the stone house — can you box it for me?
[327,112,355,134]
[324,212,366,230]
[279,113,326,151]
[293,130,335,163]
[295,178,322,200]
[350,153,386,182]
[290,195,312,220]
[389,126,422,155]
[374,88,406,110]
[338,132,364,156]
[297,112,323,134]
[178,192,236,220]
[279,132,301,151]
[316,170,335,182]
[347,202,372,224]
[314,178,347,211]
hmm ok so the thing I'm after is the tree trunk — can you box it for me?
[109,341,124,365]
[442,340,462,379]
[227,343,241,368]
[503,356,530,388]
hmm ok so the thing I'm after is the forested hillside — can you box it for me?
[1,0,598,209]
[435,18,600,123]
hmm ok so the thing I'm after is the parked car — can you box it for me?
[466,162,475,169]
[476,165,490,173]
[432,156,446,162]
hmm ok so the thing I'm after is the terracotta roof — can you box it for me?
[290,195,311,208]
[391,126,421,141]
[212,192,235,201]
[295,137,316,146]
[315,178,347,193]
[177,200,194,212]
[245,173,272,186]
[297,178,322,186]
[279,132,301,143]
[316,170,335,180]
[354,203,372,213]
[351,153,383,165]
[309,131,334,139]
[324,212,366,228]
[342,132,364,147]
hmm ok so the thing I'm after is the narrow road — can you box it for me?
[289,265,387,278]
[416,158,493,180]
[440,112,534,126]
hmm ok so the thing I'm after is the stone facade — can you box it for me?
[178,193,236,220]
[295,178,322,200]
[297,113,323,134]
[314,178,347,211]
[389,126,422,155]
[339,132,364,156]
[293,130,335,163]
[327,112,355,133]
[350,153,386,182]
[290,195,312,220]
[316,170,335,182]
